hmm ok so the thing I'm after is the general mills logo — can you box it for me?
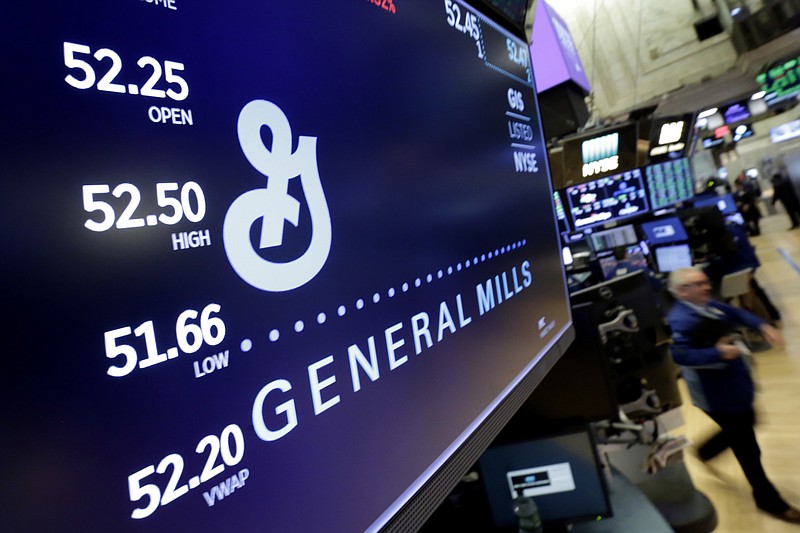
[223,100,332,292]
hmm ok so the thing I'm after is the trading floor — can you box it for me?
[679,212,800,532]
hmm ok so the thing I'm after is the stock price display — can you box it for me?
[1,1,563,532]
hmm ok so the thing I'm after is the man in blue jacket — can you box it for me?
[667,267,800,523]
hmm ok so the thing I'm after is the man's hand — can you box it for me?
[715,336,741,360]
[760,324,785,348]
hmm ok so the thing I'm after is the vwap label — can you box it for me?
[223,100,332,292]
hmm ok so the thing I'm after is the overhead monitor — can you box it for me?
[732,123,754,143]
[640,217,689,245]
[1,2,573,532]
[654,244,694,273]
[722,101,751,124]
[565,169,650,230]
[561,124,639,184]
[757,54,800,107]
[479,427,612,529]
[770,119,800,144]
[644,158,696,210]
[648,115,693,162]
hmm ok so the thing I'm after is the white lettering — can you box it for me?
[147,106,193,125]
[202,469,249,507]
[508,121,534,141]
[513,151,539,173]
[477,262,532,316]
[385,322,407,370]
[252,379,297,442]
[522,260,532,287]
[582,155,619,177]
[477,280,496,316]
[171,229,211,251]
[193,350,230,378]
[171,231,187,250]
[456,294,472,327]
[502,272,514,300]
[308,355,340,415]
[411,312,433,355]
[512,268,523,293]
[494,275,504,305]
[437,301,457,342]
[348,336,379,393]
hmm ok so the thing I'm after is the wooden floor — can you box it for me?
[678,212,800,532]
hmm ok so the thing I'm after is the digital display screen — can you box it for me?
[654,244,693,273]
[587,225,638,252]
[565,170,650,229]
[723,102,751,124]
[757,55,800,107]
[1,2,571,532]
[771,119,800,143]
[640,217,689,245]
[598,247,647,280]
[479,428,611,527]
[644,158,696,210]
[732,123,755,142]
[562,124,638,184]
[648,115,693,162]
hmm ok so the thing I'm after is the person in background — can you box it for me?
[733,177,761,236]
[771,173,800,229]
[667,267,799,524]
[705,221,781,325]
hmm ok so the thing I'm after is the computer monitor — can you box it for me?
[565,169,650,230]
[640,216,689,245]
[655,244,694,273]
[2,2,574,532]
[643,158,696,209]
[587,224,638,252]
[598,246,647,280]
[693,193,738,215]
[479,427,612,529]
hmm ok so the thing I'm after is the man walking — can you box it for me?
[667,267,800,523]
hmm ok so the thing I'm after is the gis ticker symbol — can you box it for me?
[223,100,332,292]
